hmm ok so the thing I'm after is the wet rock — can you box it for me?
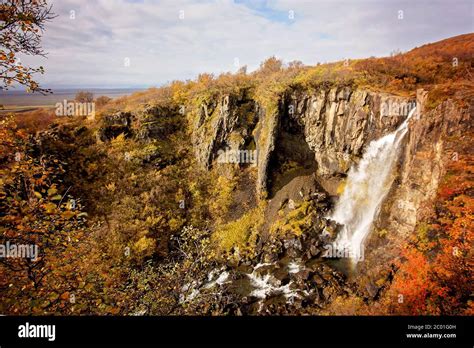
[312,192,328,203]
[284,238,302,251]
[310,244,320,257]
[262,252,279,264]
[294,270,310,282]
[273,267,290,283]
[305,289,322,306]
[253,264,274,276]
[321,219,339,240]
[311,274,325,286]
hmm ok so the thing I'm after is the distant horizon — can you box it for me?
[1,87,148,94]
[0,87,146,107]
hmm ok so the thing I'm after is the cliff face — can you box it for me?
[192,90,258,168]
[191,84,471,283]
[380,97,467,219]
[391,90,471,234]
[193,86,417,194]
[280,88,411,175]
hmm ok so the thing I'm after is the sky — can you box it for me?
[15,0,474,88]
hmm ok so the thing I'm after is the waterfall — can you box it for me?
[330,107,416,262]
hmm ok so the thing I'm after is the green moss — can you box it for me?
[212,202,265,255]
[270,201,313,237]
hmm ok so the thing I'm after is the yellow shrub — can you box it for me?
[133,236,156,259]
[212,203,265,255]
[270,201,313,237]
[209,174,237,223]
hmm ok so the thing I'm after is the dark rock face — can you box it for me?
[97,111,133,141]
[278,88,413,179]
[133,105,181,141]
[191,86,415,196]
[254,102,279,195]
[386,89,472,237]
[192,91,258,169]
[266,100,317,197]
[97,105,183,143]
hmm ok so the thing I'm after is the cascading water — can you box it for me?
[330,107,417,262]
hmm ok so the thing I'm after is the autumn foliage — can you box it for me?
[0,0,55,93]
[0,116,124,314]
[387,137,474,315]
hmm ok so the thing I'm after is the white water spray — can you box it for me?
[330,107,416,261]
